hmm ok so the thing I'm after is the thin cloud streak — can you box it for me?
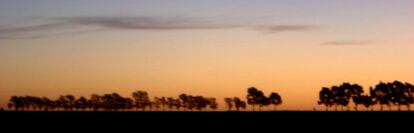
[322,41,374,46]
[255,25,316,33]
[0,16,317,39]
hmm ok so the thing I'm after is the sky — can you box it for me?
[0,0,413,110]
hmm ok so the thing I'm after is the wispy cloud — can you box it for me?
[255,25,316,33]
[0,16,317,39]
[59,16,240,30]
[322,40,374,46]
[0,22,99,39]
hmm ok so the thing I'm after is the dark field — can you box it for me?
[2,111,412,129]
[2,110,413,119]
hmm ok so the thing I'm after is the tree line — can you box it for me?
[224,87,282,111]
[7,80,413,112]
[7,91,218,111]
[7,87,282,112]
[318,81,414,111]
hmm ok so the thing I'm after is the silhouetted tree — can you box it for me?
[123,98,134,111]
[179,94,188,111]
[8,96,24,111]
[384,81,414,111]
[132,91,151,111]
[207,98,218,111]
[372,82,392,111]
[90,94,102,111]
[75,96,89,111]
[256,92,269,111]
[224,98,233,111]
[361,95,374,111]
[342,83,364,111]
[224,97,246,111]
[404,82,414,111]
[332,86,349,111]
[187,95,197,111]
[353,95,373,111]
[176,94,215,111]
[247,87,282,111]
[66,95,76,110]
[167,97,175,111]
[160,97,167,111]
[318,87,334,111]
[194,96,208,111]
[397,81,414,111]
[42,97,55,111]
[369,87,378,111]
[173,98,182,111]
[269,92,282,111]
[247,87,267,111]
[233,97,246,111]
[101,93,128,111]
[56,95,76,111]
[152,97,162,111]
[320,81,414,112]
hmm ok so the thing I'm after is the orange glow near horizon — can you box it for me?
[1,0,413,111]
[1,30,413,110]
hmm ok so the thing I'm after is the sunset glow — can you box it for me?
[1,0,413,111]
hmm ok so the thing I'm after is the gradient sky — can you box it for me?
[1,0,413,110]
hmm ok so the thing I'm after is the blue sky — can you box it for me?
[1,0,413,40]
[1,0,413,22]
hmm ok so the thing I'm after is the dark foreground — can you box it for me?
[1,111,412,130]
[2,110,413,120]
